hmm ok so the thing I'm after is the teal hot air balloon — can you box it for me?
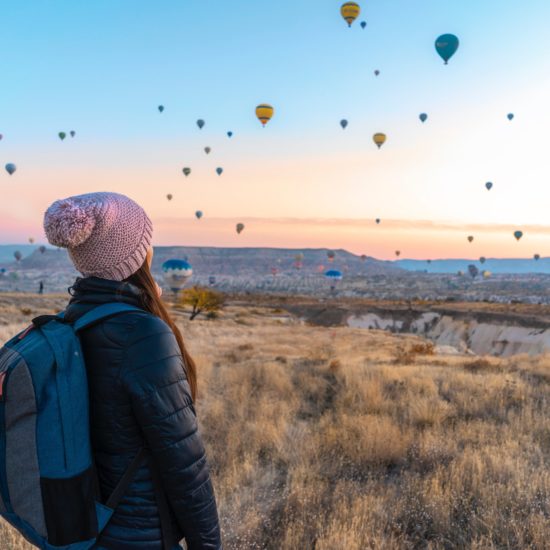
[507,113,514,121]
[162,259,193,294]
[216,167,223,176]
[58,132,66,141]
[158,105,164,113]
[514,230,523,241]
[340,119,348,129]
[227,131,233,138]
[197,119,205,129]
[360,21,367,29]
[195,210,203,220]
[435,34,459,64]
[5,163,16,175]
[485,181,493,191]
[419,113,428,123]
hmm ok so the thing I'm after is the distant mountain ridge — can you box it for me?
[396,258,550,275]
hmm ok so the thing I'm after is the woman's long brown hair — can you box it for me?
[125,261,198,401]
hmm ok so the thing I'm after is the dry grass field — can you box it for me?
[0,293,549,549]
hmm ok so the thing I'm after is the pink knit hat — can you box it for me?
[43,192,153,281]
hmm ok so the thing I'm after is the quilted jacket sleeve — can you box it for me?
[119,313,222,550]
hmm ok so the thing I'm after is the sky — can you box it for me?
[1,0,550,259]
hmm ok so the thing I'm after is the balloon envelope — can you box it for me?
[325,269,343,280]
[182,167,191,177]
[39,245,46,254]
[340,2,360,26]
[468,264,479,278]
[375,218,381,224]
[373,133,386,148]
[395,251,401,257]
[166,194,173,201]
[227,131,233,138]
[216,167,223,176]
[5,163,16,175]
[197,119,205,129]
[507,113,514,121]
[158,105,164,113]
[340,119,348,129]
[514,230,523,241]
[419,113,428,123]
[534,254,540,261]
[256,104,274,126]
[70,131,75,137]
[468,236,474,243]
[479,257,486,264]
[360,21,366,29]
[374,70,380,76]
[236,223,245,234]
[58,132,66,141]
[162,259,193,292]
[14,251,22,262]
[195,210,203,219]
[204,147,211,154]
[485,182,493,190]
[435,34,459,64]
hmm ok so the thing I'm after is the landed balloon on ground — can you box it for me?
[325,269,343,291]
[419,113,428,123]
[182,167,191,177]
[236,223,245,234]
[340,2,360,27]
[162,259,193,293]
[5,163,16,175]
[196,119,205,129]
[435,34,459,65]
[514,230,523,241]
[373,133,386,149]
[256,104,274,126]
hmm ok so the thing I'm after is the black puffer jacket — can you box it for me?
[64,277,222,550]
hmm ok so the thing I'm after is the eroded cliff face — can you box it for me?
[346,311,550,357]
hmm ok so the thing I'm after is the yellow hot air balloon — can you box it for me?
[373,133,386,149]
[256,104,274,126]
[341,2,360,27]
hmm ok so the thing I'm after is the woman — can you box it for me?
[43,192,222,550]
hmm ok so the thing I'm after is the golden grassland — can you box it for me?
[0,294,549,549]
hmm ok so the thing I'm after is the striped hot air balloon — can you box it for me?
[340,2,360,27]
[256,104,274,126]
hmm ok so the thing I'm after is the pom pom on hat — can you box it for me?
[44,197,96,248]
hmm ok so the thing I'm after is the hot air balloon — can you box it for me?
[158,105,164,113]
[373,133,386,149]
[325,269,343,291]
[5,163,16,175]
[216,167,223,176]
[39,245,46,254]
[534,254,540,261]
[227,131,233,138]
[507,113,514,121]
[209,276,217,286]
[327,251,336,262]
[374,70,380,76]
[375,218,381,224]
[256,104,274,126]
[395,250,401,257]
[182,167,191,177]
[482,270,491,279]
[360,21,367,29]
[479,256,486,264]
[514,230,523,241]
[0,134,3,140]
[195,210,203,220]
[485,182,493,191]
[28,237,34,244]
[360,254,367,262]
[236,223,245,234]
[166,194,173,201]
[204,146,211,154]
[162,259,193,294]
[427,259,432,264]
[419,113,428,123]
[340,119,348,129]
[197,119,205,129]
[58,132,66,141]
[14,251,22,262]
[341,2,360,27]
[468,264,479,279]
[70,131,76,138]
[435,34,459,65]
[467,236,474,243]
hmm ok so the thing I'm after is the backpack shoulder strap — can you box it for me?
[73,303,145,333]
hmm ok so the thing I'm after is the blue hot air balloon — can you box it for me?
[360,21,367,29]
[162,259,193,294]
[197,119,205,129]
[340,119,348,129]
[227,131,233,138]
[5,163,16,175]
[435,34,459,64]
[419,113,428,123]
[195,210,203,220]
[216,167,223,176]
[325,269,343,291]
[513,230,523,241]
[507,113,514,121]
[485,182,493,190]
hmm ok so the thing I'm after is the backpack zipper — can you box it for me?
[0,367,12,512]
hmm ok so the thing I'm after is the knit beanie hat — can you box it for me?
[43,192,153,281]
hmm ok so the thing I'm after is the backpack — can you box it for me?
[0,302,154,549]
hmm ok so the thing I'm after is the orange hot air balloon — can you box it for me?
[255,104,274,126]
[373,133,386,149]
[341,2,360,27]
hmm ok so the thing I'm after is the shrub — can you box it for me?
[178,286,225,320]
